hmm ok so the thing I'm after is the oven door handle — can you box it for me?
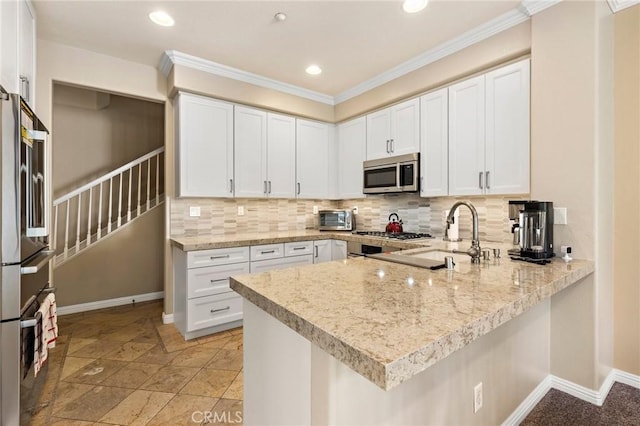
[20,250,55,275]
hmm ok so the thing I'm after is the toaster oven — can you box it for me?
[318,210,354,231]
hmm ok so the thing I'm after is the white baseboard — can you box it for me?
[57,291,164,316]
[504,369,640,425]
[162,312,174,324]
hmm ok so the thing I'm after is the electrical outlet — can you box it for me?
[237,206,245,216]
[313,205,319,214]
[353,206,359,215]
[554,207,568,225]
[474,382,483,413]
[189,206,201,217]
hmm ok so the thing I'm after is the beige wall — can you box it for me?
[52,84,164,196]
[530,1,614,389]
[613,6,640,375]
[54,206,164,307]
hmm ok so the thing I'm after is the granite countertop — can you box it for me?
[170,230,431,251]
[229,244,594,391]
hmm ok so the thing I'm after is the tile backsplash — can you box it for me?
[171,194,527,244]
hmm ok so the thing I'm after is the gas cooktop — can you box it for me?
[352,231,433,240]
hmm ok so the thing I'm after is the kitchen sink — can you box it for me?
[366,249,470,270]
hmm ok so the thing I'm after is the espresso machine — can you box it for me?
[508,200,526,256]
[518,201,554,259]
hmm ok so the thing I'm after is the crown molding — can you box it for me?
[158,0,563,107]
[607,0,640,12]
[333,7,530,104]
[159,50,335,105]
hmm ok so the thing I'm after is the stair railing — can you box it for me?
[52,147,165,264]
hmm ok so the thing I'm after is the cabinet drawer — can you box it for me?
[284,241,313,257]
[187,292,243,331]
[250,243,284,261]
[250,254,313,274]
[187,246,249,268]
[187,262,250,299]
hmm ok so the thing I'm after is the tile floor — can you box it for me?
[24,300,243,425]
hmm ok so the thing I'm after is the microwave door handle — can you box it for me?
[396,164,401,188]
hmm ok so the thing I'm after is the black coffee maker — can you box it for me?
[519,201,554,259]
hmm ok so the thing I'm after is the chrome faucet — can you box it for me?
[445,201,481,264]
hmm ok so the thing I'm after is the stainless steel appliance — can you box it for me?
[347,241,401,258]
[318,209,354,231]
[1,86,53,424]
[363,153,419,194]
[508,200,526,255]
[352,231,432,240]
[518,201,554,259]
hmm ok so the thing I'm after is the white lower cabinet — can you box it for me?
[331,240,347,261]
[187,292,244,332]
[313,240,332,263]
[250,255,313,273]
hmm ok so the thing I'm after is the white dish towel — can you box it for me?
[34,293,58,377]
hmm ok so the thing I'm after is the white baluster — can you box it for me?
[155,154,159,206]
[127,168,132,222]
[108,177,113,234]
[137,164,142,216]
[53,204,58,255]
[76,193,81,253]
[98,182,103,239]
[146,158,151,210]
[117,173,123,228]
[64,200,70,260]
[87,187,92,245]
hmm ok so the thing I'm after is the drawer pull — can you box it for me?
[292,246,306,251]
[210,254,230,260]
[261,250,276,254]
[210,306,231,314]
[210,279,227,284]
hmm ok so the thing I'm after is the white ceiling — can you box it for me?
[34,0,521,97]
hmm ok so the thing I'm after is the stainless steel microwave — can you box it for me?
[318,210,354,231]
[363,153,419,194]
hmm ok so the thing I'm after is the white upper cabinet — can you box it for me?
[366,98,419,160]
[296,119,330,199]
[448,59,530,196]
[267,113,296,198]
[176,93,234,197]
[1,0,35,107]
[234,108,296,198]
[420,88,449,198]
[485,59,530,195]
[234,106,267,198]
[337,117,366,199]
[448,75,486,196]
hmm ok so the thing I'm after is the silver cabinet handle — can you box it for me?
[210,254,230,260]
[210,278,227,284]
[485,171,490,189]
[20,76,30,102]
[315,246,319,257]
[390,139,394,153]
[268,181,272,194]
[210,306,230,314]
[479,172,484,189]
[293,246,306,251]
[261,250,275,254]
[229,179,234,193]
[297,182,301,195]
[386,140,390,153]
[264,180,267,194]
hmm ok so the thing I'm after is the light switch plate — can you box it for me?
[353,206,359,215]
[554,207,567,225]
[313,205,319,214]
[238,206,245,216]
[189,206,201,217]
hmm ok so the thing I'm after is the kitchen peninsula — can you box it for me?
[227,236,594,425]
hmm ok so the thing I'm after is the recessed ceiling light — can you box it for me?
[402,0,428,13]
[149,10,175,27]
[274,12,287,22]
[305,65,322,75]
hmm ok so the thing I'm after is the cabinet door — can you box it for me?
[331,240,347,261]
[250,255,313,274]
[313,240,332,264]
[18,0,35,107]
[296,119,329,199]
[389,98,420,156]
[176,94,234,197]
[337,117,366,199]
[448,75,485,196]
[366,109,391,160]
[235,106,267,198]
[1,0,19,94]
[485,59,530,195]
[267,113,296,198]
[420,89,448,197]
